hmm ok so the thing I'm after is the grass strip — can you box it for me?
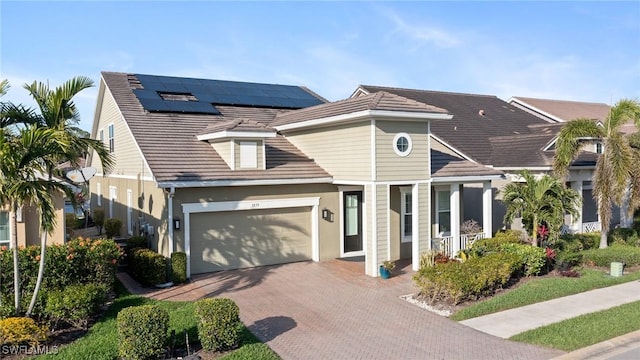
[509,300,640,351]
[451,268,640,321]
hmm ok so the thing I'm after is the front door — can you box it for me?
[343,191,363,253]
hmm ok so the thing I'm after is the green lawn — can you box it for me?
[38,281,279,359]
[510,300,640,351]
[450,268,640,321]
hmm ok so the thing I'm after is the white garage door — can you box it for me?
[190,206,312,274]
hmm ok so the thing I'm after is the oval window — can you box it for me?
[393,133,412,157]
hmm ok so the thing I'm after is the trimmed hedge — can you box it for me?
[413,252,522,305]
[609,228,640,247]
[117,305,169,360]
[556,233,600,252]
[171,252,187,284]
[195,298,242,352]
[45,283,107,329]
[580,245,640,267]
[128,248,167,286]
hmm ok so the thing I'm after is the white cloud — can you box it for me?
[384,11,460,49]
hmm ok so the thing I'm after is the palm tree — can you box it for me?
[21,77,113,315]
[0,126,71,314]
[553,99,640,249]
[501,170,581,247]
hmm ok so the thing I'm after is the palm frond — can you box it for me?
[553,119,603,179]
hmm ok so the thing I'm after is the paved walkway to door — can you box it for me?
[118,259,563,360]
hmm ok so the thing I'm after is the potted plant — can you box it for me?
[379,260,396,279]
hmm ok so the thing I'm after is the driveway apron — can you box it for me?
[130,260,563,360]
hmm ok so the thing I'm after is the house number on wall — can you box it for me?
[251,203,260,208]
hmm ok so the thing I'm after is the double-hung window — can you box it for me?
[108,124,115,153]
[0,211,10,248]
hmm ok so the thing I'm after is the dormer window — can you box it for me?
[158,92,198,102]
[240,141,258,168]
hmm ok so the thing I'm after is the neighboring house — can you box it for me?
[508,96,634,229]
[353,86,604,238]
[87,72,509,278]
[0,191,66,249]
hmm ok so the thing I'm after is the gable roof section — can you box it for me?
[357,86,549,165]
[273,91,450,130]
[509,96,611,123]
[431,149,503,181]
[197,119,276,141]
[101,72,331,186]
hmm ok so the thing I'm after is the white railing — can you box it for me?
[435,232,485,257]
[582,221,601,233]
[560,222,602,235]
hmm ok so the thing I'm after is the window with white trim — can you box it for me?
[0,211,9,248]
[393,132,412,156]
[436,190,451,236]
[595,142,603,154]
[239,141,257,168]
[109,186,117,218]
[99,129,104,144]
[108,124,114,153]
[400,189,412,243]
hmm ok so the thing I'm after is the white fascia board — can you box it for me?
[158,177,333,188]
[431,174,504,183]
[182,197,320,214]
[97,173,155,182]
[275,110,452,132]
[196,130,276,141]
[542,137,558,151]
[429,133,476,163]
[508,98,564,123]
[495,167,552,171]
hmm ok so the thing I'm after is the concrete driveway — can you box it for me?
[124,259,563,360]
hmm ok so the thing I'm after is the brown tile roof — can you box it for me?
[358,86,550,165]
[101,72,331,184]
[431,150,503,178]
[510,97,611,122]
[272,91,448,127]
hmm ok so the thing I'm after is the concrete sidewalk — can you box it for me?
[460,280,640,339]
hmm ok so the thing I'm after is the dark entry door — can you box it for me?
[344,191,363,253]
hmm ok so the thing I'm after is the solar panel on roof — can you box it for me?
[132,73,324,114]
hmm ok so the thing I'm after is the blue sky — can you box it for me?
[1,1,639,132]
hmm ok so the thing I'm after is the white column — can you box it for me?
[620,187,632,228]
[571,181,583,233]
[482,181,493,239]
[450,183,461,255]
[412,183,420,271]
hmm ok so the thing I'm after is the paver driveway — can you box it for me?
[129,260,564,360]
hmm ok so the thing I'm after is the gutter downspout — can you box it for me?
[168,186,175,255]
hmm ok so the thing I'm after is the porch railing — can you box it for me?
[435,232,486,257]
[560,221,602,235]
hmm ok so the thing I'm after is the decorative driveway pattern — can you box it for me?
[122,260,564,360]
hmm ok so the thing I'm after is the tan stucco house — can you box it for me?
[1,193,66,249]
[88,72,508,277]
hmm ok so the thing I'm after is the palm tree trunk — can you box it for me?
[599,228,608,249]
[10,207,20,315]
[532,215,538,247]
[26,232,46,316]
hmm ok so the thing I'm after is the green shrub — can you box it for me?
[609,228,640,246]
[129,248,167,286]
[466,232,523,257]
[0,317,48,346]
[419,250,438,268]
[117,305,169,360]
[413,252,521,305]
[499,243,546,276]
[45,283,107,329]
[557,233,600,251]
[125,236,148,260]
[93,208,105,235]
[555,250,583,271]
[580,245,640,267]
[104,218,122,238]
[171,252,187,284]
[195,298,242,352]
[65,213,80,229]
